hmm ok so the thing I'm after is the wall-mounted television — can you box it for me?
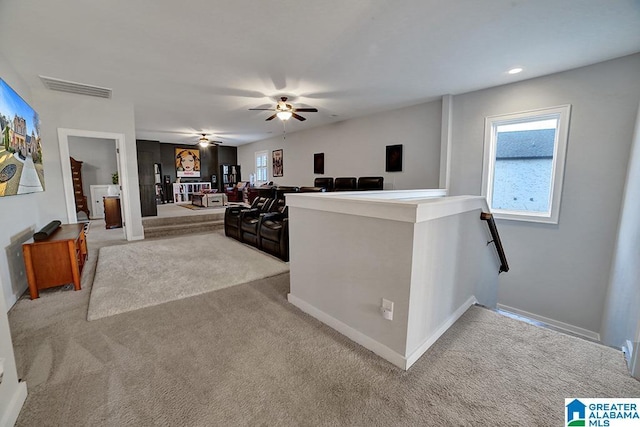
[0,78,45,196]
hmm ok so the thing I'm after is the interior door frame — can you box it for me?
[58,128,133,240]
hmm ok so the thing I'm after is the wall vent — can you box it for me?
[39,75,112,99]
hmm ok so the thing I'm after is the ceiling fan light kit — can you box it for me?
[249,96,318,122]
[276,111,292,121]
[198,134,210,147]
[196,133,223,147]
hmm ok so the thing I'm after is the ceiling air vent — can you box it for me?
[39,75,112,99]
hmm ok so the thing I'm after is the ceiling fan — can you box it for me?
[197,134,223,147]
[249,97,318,121]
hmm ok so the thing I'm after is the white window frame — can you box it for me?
[255,150,268,186]
[481,105,571,224]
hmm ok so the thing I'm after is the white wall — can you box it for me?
[238,100,442,189]
[0,52,29,427]
[32,87,143,240]
[449,53,640,336]
[68,136,118,217]
[601,100,640,361]
[0,55,42,307]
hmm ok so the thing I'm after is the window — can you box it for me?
[482,105,571,224]
[255,150,268,185]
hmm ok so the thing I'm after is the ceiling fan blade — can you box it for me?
[266,113,278,121]
[292,112,306,121]
[293,108,318,112]
[249,108,275,111]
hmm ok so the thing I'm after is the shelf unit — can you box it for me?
[220,164,241,188]
[70,157,90,219]
[173,182,212,203]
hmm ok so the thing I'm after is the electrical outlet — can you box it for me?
[381,298,394,320]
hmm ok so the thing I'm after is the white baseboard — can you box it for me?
[624,339,640,380]
[287,293,408,370]
[405,296,477,369]
[287,294,477,371]
[623,340,633,364]
[0,381,27,427]
[497,304,600,341]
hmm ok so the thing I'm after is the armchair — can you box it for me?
[259,207,290,261]
[225,181,249,202]
[238,196,277,246]
[334,177,357,191]
[313,177,334,191]
[357,176,384,190]
[299,186,327,193]
[240,188,293,257]
[224,195,273,241]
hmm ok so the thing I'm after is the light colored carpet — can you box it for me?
[8,272,640,426]
[87,231,289,320]
[177,203,220,210]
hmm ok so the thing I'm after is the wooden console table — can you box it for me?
[22,223,87,299]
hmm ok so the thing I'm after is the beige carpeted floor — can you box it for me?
[88,232,289,320]
[7,222,640,426]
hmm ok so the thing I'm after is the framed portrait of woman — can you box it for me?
[175,148,201,178]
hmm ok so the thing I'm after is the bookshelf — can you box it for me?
[220,164,241,188]
[173,182,212,203]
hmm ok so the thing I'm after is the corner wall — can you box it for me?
[238,100,442,189]
[600,99,640,360]
[449,53,640,336]
[0,52,29,427]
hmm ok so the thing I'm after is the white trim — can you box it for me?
[481,105,571,224]
[288,294,477,371]
[287,293,408,370]
[631,345,640,379]
[623,340,633,364]
[497,303,600,341]
[287,189,461,224]
[439,94,453,190]
[405,296,477,369]
[254,150,268,186]
[625,339,640,379]
[0,381,27,427]
[57,128,134,241]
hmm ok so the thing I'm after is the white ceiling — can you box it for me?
[1,0,639,146]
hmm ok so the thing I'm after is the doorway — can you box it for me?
[58,128,134,241]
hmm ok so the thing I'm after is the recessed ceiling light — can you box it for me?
[508,67,523,75]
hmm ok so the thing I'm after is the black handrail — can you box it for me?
[480,212,509,274]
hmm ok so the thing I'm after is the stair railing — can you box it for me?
[480,212,509,274]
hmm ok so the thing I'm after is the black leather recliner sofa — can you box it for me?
[357,176,384,190]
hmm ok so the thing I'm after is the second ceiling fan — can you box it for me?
[249,97,318,121]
